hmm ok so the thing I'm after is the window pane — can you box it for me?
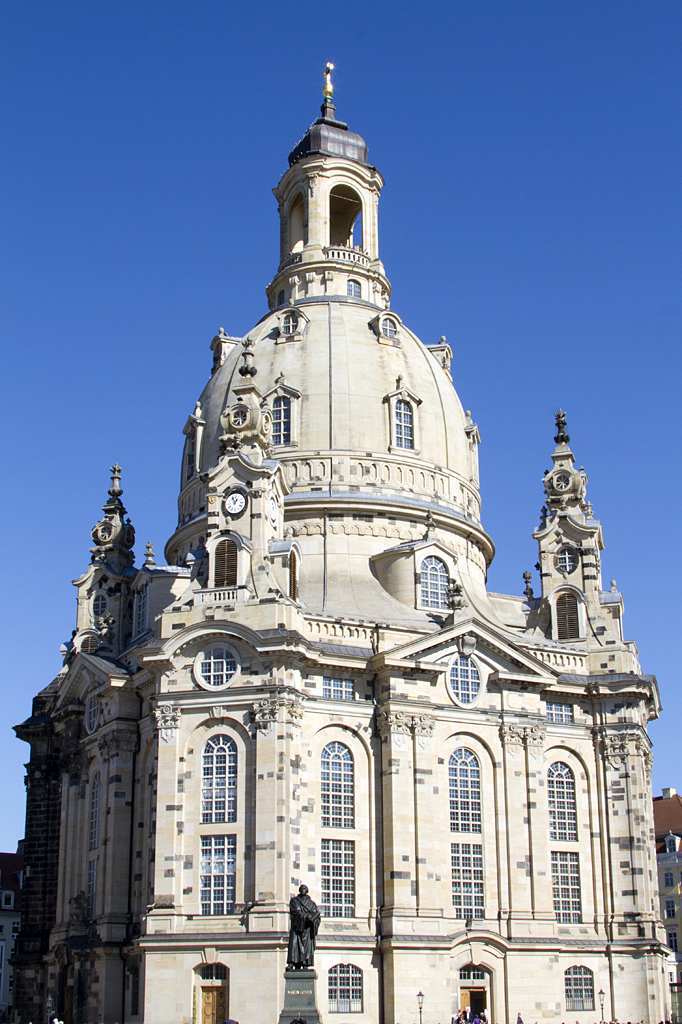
[449,749,481,833]
[450,657,480,705]
[552,851,582,923]
[200,835,236,915]
[395,400,414,449]
[420,557,448,608]
[321,840,354,918]
[202,736,237,823]
[321,743,354,829]
[451,843,484,919]
[548,763,577,842]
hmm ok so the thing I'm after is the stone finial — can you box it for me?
[523,571,534,599]
[108,462,123,498]
[144,541,156,568]
[539,505,548,528]
[194,400,203,418]
[554,409,570,445]
[238,337,258,378]
[611,579,617,592]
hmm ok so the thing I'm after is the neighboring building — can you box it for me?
[653,788,682,1019]
[0,846,23,1017]
[12,69,667,1024]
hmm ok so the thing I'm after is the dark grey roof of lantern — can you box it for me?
[288,99,369,167]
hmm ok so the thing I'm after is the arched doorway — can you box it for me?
[197,963,229,1024]
[457,964,491,1019]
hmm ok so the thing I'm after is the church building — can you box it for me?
[13,68,667,1024]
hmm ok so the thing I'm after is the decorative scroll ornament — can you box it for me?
[251,689,305,732]
[500,723,524,752]
[153,704,181,743]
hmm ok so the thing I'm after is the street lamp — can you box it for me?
[598,988,605,1024]
[417,990,424,1024]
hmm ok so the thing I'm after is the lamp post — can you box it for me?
[417,990,424,1024]
[45,994,54,1024]
[598,988,605,1024]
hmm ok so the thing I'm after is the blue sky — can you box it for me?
[1,0,679,849]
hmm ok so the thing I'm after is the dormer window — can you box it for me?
[381,318,397,339]
[273,397,291,445]
[347,280,361,298]
[420,556,449,608]
[667,834,678,853]
[395,400,414,449]
[283,313,298,335]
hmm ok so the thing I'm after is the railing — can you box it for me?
[279,251,303,271]
[199,588,239,604]
[324,246,370,267]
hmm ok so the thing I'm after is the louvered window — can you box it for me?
[214,540,238,588]
[289,550,298,600]
[556,593,579,640]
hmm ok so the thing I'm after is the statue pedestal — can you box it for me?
[278,968,323,1024]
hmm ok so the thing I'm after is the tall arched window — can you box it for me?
[564,966,594,1010]
[328,964,363,1013]
[329,185,362,248]
[420,556,449,608]
[556,592,579,640]
[273,396,291,445]
[395,400,414,449]
[89,771,101,850]
[214,540,238,588]
[202,735,237,823]
[548,762,577,841]
[449,749,481,833]
[289,550,298,601]
[321,742,354,828]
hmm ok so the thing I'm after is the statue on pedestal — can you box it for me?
[287,884,321,969]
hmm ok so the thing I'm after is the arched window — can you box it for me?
[548,762,577,841]
[185,430,196,481]
[89,771,101,850]
[395,400,414,449]
[200,963,228,980]
[289,193,305,251]
[556,592,579,640]
[329,185,362,248]
[321,742,354,828]
[347,280,361,298]
[449,749,481,832]
[420,556,449,608]
[202,735,237,823]
[214,540,238,588]
[564,966,594,1010]
[289,550,298,601]
[328,964,363,1013]
[273,396,291,445]
[381,317,397,339]
[81,635,99,654]
[92,593,107,618]
[282,313,298,335]
[450,657,480,704]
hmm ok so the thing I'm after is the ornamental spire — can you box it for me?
[554,409,570,446]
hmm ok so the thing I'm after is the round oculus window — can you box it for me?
[556,548,579,574]
[230,407,248,427]
[553,472,571,491]
[92,593,107,618]
[193,645,240,690]
[449,655,481,705]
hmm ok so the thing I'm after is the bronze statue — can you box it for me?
[287,884,321,969]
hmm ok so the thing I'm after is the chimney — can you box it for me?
[662,788,677,800]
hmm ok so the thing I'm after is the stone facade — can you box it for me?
[13,71,667,1024]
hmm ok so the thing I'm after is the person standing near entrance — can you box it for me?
[517,1014,524,1024]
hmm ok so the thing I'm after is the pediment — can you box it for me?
[54,653,130,710]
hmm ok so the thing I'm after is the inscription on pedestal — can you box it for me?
[278,968,323,1024]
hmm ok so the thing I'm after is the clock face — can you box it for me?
[223,490,247,518]
[269,495,278,524]
[554,473,571,491]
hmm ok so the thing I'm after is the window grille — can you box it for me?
[200,835,236,915]
[556,548,579,574]
[93,593,107,618]
[283,313,298,335]
[546,702,574,723]
[449,657,480,704]
[548,763,577,841]
[552,851,582,923]
[395,400,414,448]
[323,677,354,701]
[381,318,397,338]
[666,899,677,918]
[214,540,238,588]
[564,966,594,1011]
[347,280,361,298]
[459,967,485,981]
[86,858,98,918]
[201,964,227,980]
[272,396,291,445]
[202,735,237,823]
[89,771,101,850]
[328,964,362,1012]
[199,648,237,688]
[289,550,298,600]
[321,743,354,828]
[451,843,484,919]
[321,839,354,918]
[449,749,481,833]
[420,556,448,608]
[556,593,579,640]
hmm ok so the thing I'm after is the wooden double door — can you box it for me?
[202,985,228,1024]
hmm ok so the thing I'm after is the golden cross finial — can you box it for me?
[323,62,334,100]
